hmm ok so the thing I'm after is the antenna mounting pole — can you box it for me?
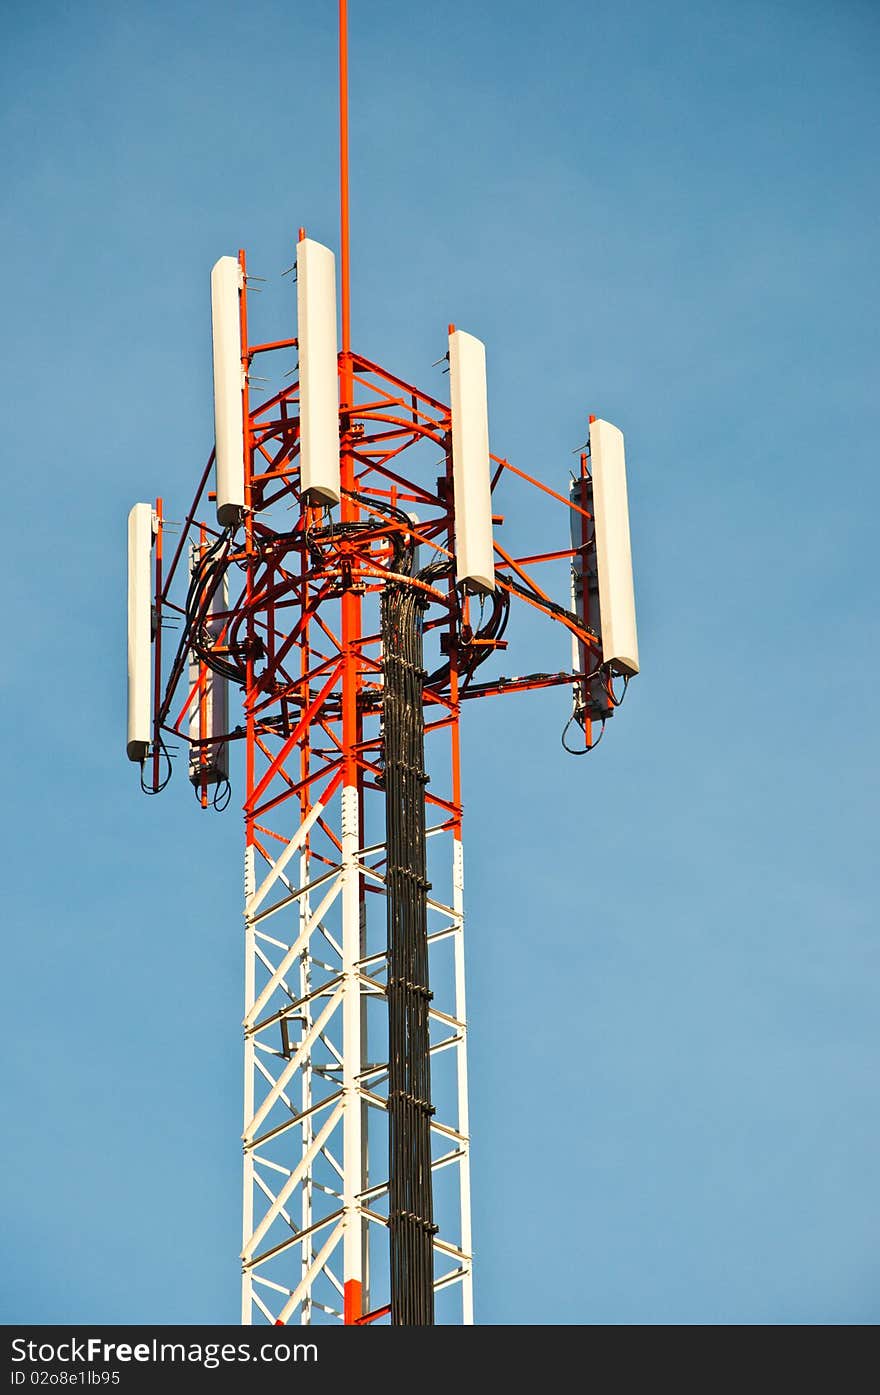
[339,0,351,360]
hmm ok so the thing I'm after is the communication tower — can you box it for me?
[126,2,639,1326]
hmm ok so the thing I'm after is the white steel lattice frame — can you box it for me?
[240,750,473,1327]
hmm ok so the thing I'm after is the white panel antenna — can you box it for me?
[211,256,246,526]
[188,547,229,787]
[127,502,155,762]
[297,237,341,506]
[448,328,495,593]
[590,419,639,676]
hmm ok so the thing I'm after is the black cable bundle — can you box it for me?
[382,576,437,1326]
[186,529,245,685]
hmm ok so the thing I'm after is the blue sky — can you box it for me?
[1,0,878,1324]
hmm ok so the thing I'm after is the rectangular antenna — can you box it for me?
[570,478,588,678]
[590,419,639,676]
[211,256,246,525]
[297,238,341,506]
[449,328,495,593]
[570,475,613,720]
[127,502,155,762]
[188,545,229,787]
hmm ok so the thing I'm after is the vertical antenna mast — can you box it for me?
[339,0,351,359]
